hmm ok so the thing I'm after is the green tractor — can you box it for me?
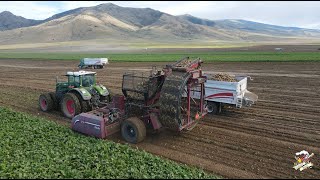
[39,71,111,118]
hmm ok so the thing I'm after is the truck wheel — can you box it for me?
[49,92,58,110]
[206,102,221,114]
[61,93,81,119]
[39,93,54,112]
[121,117,146,144]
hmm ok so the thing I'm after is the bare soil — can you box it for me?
[0,59,319,179]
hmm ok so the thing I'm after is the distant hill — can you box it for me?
[0,3,319,45]
[0,11,41,31]
[178,14,320,37]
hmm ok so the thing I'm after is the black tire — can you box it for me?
[74,93,91,112]
[60,93,81,119]
[100,88,113,103]
[49,92,58,110]
[121,117,146,144]
[100,94,112,103]
[39,93,54,112]
[206,102,221,114]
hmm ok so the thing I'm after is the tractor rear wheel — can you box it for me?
[39,93,54,112]
[74,93,90,112]
[49,92,58,110]
[121,117,146,144]
[61,93,81,119]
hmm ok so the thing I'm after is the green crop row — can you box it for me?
[0,107,220,179]
[0,52,320,61]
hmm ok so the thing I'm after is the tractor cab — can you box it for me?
[56,71,96,91]
[40,71,111,119]
[66,71,96,88]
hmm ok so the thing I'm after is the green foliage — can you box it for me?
[0,52,320,62]
[0,107,220,179]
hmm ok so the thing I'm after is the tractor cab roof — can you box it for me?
[66,71,96,76]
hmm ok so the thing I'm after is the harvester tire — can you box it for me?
[49,92,58,110]
[61,93,81,119]
[39,93,54,112]
[121,117,146,144]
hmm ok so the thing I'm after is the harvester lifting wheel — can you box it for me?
[61,93,81,119]
[39,93,54,112]
[121,117,146,144]
[158,71,191,130]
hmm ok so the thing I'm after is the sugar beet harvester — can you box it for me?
[71,57,209,143]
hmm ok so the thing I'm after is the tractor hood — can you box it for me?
[74,87,92,100]
[93,84,109,96]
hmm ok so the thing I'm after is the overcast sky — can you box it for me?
[0,1,319,29]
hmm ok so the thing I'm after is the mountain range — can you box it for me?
[0,3,319,45]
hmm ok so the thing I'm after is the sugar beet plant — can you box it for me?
[0,107,220,179]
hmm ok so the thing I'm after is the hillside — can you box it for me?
[0,3,320,45]
[178,14,320,37]
[0,11,41,31]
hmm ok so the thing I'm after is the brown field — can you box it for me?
[0,59,319,179]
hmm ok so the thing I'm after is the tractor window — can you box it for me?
[74,77,80,87]
[68,76,74,84]
[82,75,94,87]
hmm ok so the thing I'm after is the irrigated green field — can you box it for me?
[0,52,320,62]
[0,107,219,179]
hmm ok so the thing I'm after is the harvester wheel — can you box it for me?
[39,93,54,112]
[121,117,146,144]
[61,93,81,119]
[49,92,58,110]
[206,102,221,114]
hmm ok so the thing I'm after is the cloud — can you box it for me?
[59,1,105,10]
[0,1,60,20]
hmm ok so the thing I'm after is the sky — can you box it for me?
[0,1,319,29]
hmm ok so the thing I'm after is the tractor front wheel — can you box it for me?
[100,94,112,103]
[39,93,54,112]
[121,117,146,144]
[61,93,81,119]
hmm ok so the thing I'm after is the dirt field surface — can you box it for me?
[0,59,319,179]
